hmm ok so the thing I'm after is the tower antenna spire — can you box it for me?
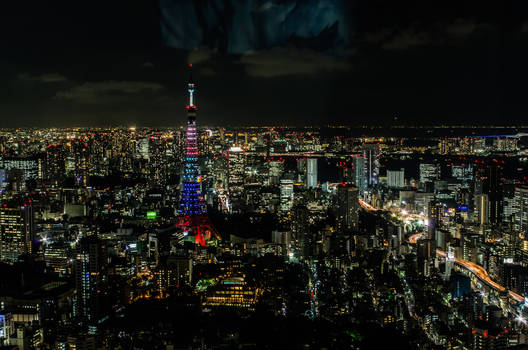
[188,64,195,107]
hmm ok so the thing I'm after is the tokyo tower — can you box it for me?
[177,65,219,246]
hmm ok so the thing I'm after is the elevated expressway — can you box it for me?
[360,199,524,304]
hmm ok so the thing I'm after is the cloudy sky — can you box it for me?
[2,0,528,127]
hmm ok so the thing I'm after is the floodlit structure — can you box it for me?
[177,66,219,246]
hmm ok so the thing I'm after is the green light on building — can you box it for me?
[146,211,157,219]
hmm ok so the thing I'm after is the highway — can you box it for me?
[359,198,525,304]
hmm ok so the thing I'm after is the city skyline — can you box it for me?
[4,2,528,349]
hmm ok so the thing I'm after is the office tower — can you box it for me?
[419,163,440,188]
[0,203,34,262]
[306,158,317,188]
[514,186,528,233]
[268,160,284,186]
[227,146,245,212]
[44,241,70,274]
[363,144,379,187]
[474,194,489,226]
[0,157,41,180]
[452,164,473,182]
[387,168,405,188]
[280,179,294,211]
[136,138,150,160]
[336,184,359,232]
[474,163,503,224]
[177,67,219,246]
[427,201,444,256]
[353,156,366,194]
[0,169,5,188]
[291,206,310,258]
[297,158,307,183]
[74,236,106,330]
[154,255,193,297]
[203,276,257,310]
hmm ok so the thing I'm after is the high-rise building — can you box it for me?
[306,158,317,188]
[474,194,489,226]
[514,187,528,233]
[74,236,106,330]
[136,138,150,160]
[452,164,473,182]
[336,184,359,232]
[387,168,405,188]
[280,179,294,211]
[474,163,503,224]
[0,158,41,181]
[427,201,444,255]
[0,203,34,262]
[227,146,245,212]
[419,163,440,188]
[268,160,284,186]
[353,156,366,194]
[363,144,379,187]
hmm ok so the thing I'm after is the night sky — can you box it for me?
[2,0,528,127]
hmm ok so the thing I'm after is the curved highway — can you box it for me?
[359,198,525,303]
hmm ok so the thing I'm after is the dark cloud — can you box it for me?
[381,30,431,50]
[54,81,165,104]
[161,0,353,55]
[240,47,352,78]
[19,72,68,83]
[141,62,155,68]
[445,19,478,37]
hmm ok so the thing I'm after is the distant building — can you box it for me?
[0,157,42,181]
[419,163,440,189]
[514,187,528,233]
[74,236,107,330]
[474,163,503,224]
[204,276,257,310]
[306,158,317,188]
[228,146,245,212]
[336,184,359,232]
[353,156,366,194]
[387,168,405,188]
[280,179,294,211]
[474,194,489,225]
[0,203,34,262]
[44,241,70,274]
[363,144,379,187]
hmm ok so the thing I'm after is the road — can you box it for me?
[359,198,525,304]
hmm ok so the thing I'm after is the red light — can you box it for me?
[189,63,193,68]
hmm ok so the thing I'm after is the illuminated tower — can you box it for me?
[180,68,206,216]
[177,66,219,246]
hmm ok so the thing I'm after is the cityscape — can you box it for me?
[4,1,528,349]
[1,76,528,348]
